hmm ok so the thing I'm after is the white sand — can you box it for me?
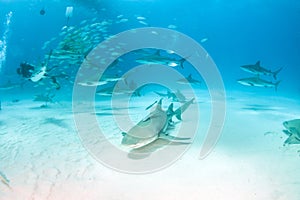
[0,91,300,200]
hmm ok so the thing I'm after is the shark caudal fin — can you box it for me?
[179,58,186,69]
[167,103,175,116]
[275,80,281,92]
[174,98,195,120]
[273,67,282,80]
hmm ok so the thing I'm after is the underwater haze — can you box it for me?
[0,0,300,199]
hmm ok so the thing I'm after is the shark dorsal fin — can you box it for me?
[156,98,163,109]
[167,103,174,116]
[255,61,260,66]
[154,50,161,56]
[187,74,192,79]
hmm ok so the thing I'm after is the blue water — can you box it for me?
[1,1,299,96]
[0,0,300,199]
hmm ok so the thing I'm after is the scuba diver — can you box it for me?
[17,50,68,90]
[17,62,34,79]
[17,62,61,90]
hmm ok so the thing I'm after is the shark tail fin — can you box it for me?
[167,103,174,115]
[275,80,281,92]
[174,98,195,120]
[179,58,186,69]
[273,67,282,80]
[156,98,163,109]
[175,110,182,120]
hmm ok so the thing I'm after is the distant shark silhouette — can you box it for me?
[240,61,282,80]
[135,51,186,68]
[177,74,201,85]
[237,77,281,91]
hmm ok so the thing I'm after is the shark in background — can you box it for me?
[154,89,187,103]
[240,61,282,80]
[237,77,281,91]
[177,74,201,85]
[135,51,187,68]
[121,98,194,155]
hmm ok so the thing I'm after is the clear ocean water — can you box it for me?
[0,0,300,199]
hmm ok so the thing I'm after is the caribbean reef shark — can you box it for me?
[121,98,194,149]
[154,89,187,102]
[135,51,186,68]
[237,77,281,91]
[177,74,201,85]
[240,61,282,80]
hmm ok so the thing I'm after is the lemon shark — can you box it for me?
[240,61,282,80]
[121,98,194,149]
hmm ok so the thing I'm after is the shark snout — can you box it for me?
[121,134,140,147]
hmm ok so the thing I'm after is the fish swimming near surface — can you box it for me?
[237,77,281,91]
[177,74,201,85]
[282,119,300,145]
[121,98,194,149]
[240,61,282,80]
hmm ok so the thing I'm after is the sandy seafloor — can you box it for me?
[0,89,300,200]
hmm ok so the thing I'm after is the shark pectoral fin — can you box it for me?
[284,135,300,145]
[160,134,191,141]
[127,138,191,159]
[282,129,292,136]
